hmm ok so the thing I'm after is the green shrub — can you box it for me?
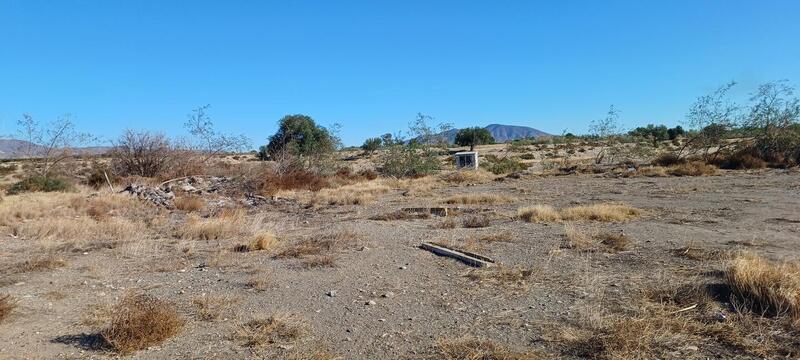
[8,176,72,195]
[380,145,440,178]
[481,155,529,174]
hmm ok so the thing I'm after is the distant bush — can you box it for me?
[361,137,382,154]
[84,162,114,189]
[380,145,440,178]
[715,148,768,169]
[0,163,17,176]
[8,175,72,195]
[652,153,685,167]
[481,155,529,175]
[111,130,173,178]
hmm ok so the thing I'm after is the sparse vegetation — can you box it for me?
[8,175,72,194]
[0,294,16,324]
[433,337,539,360]
[443,193,511,205]
[100,293,183,354]
[726,253,800,319]
[235,315,306,347]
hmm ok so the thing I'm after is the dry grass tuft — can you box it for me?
[0,294,16,324]
[308,181,390,206]
[433,337,540,360]
[560,203,641,222]
[726,253,800,319]
[12,255,66,274]
[595,232,632,252]
[370,210,431,221]
[517,205,561,223]
[174,196,204,212]
[176,209,246,240]
[465,266,534,289]
[443,193,512,205]
[275,230,358,265]
[286,346,340,360]
[236,231,279,252]
[436,218,458,229]
[463,215,491,228]
[674,246,736,261]
[100,293,183,354]
[667,161,718,176]
[439,170,496,184]
[235,314,307,347]
[300,255,337,268]
[193,293,236,321]
[563,225,631,252]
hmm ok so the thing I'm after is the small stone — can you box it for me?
[327,290,337,297]
[366,300,376,306]
[382,292,395,299]
[684,345,699,351]
[399,266,407,270]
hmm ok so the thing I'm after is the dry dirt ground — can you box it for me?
[1,167,799,359]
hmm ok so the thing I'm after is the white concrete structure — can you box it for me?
[454,151,479,170]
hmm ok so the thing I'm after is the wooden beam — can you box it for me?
[419,242,495,268]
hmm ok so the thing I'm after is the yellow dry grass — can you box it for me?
[309,181,391,205]
[443,193,513,205]
[176,209,247,240]
[434,337,540,360]
[174,196,204,212]
[560,203,641,222]
[727,252,800,319]
[517,205,562,223]
[235,314,307,347]
[438,169,497,184]
[100,293,183,354]
[0,294,16,324]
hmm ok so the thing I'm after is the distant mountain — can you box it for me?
[432,124,551,144]
[0,139,112,159]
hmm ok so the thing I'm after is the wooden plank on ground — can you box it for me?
[419,242,495,268]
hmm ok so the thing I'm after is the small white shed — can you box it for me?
[454,151,479,170]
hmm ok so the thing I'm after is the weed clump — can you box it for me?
[100,293,183,354]
[726,253,800,319]
[8,175,72,195]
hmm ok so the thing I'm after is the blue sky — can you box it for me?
[1,1,799,147]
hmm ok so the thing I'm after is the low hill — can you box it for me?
[0,139,112,159]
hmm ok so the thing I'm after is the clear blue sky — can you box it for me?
[1,1,799,147]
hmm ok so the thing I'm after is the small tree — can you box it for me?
[680,82,741,160]
[184,105,250,163]
[16,113,93,180]
[455,127,494,151]
[361,137,382,154]
[266,114,335,168]
[590,105,622,164]
[743,80,800,163]
[667,126,685,140]
[111,130,173,177]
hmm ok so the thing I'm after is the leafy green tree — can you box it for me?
[667,126,685,140]
[455,127,495,151]
[361,137,382,154]
[266,114,335,159]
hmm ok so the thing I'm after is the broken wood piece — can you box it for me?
[403,207,449,217]
[419,242,495,268]
[671,304,698,314]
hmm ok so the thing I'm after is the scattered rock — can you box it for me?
[121,184,174,208]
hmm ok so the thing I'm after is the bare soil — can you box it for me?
[1,168,800,359]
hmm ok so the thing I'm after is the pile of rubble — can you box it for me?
[162,176,233,194]
[122,184,175,208]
